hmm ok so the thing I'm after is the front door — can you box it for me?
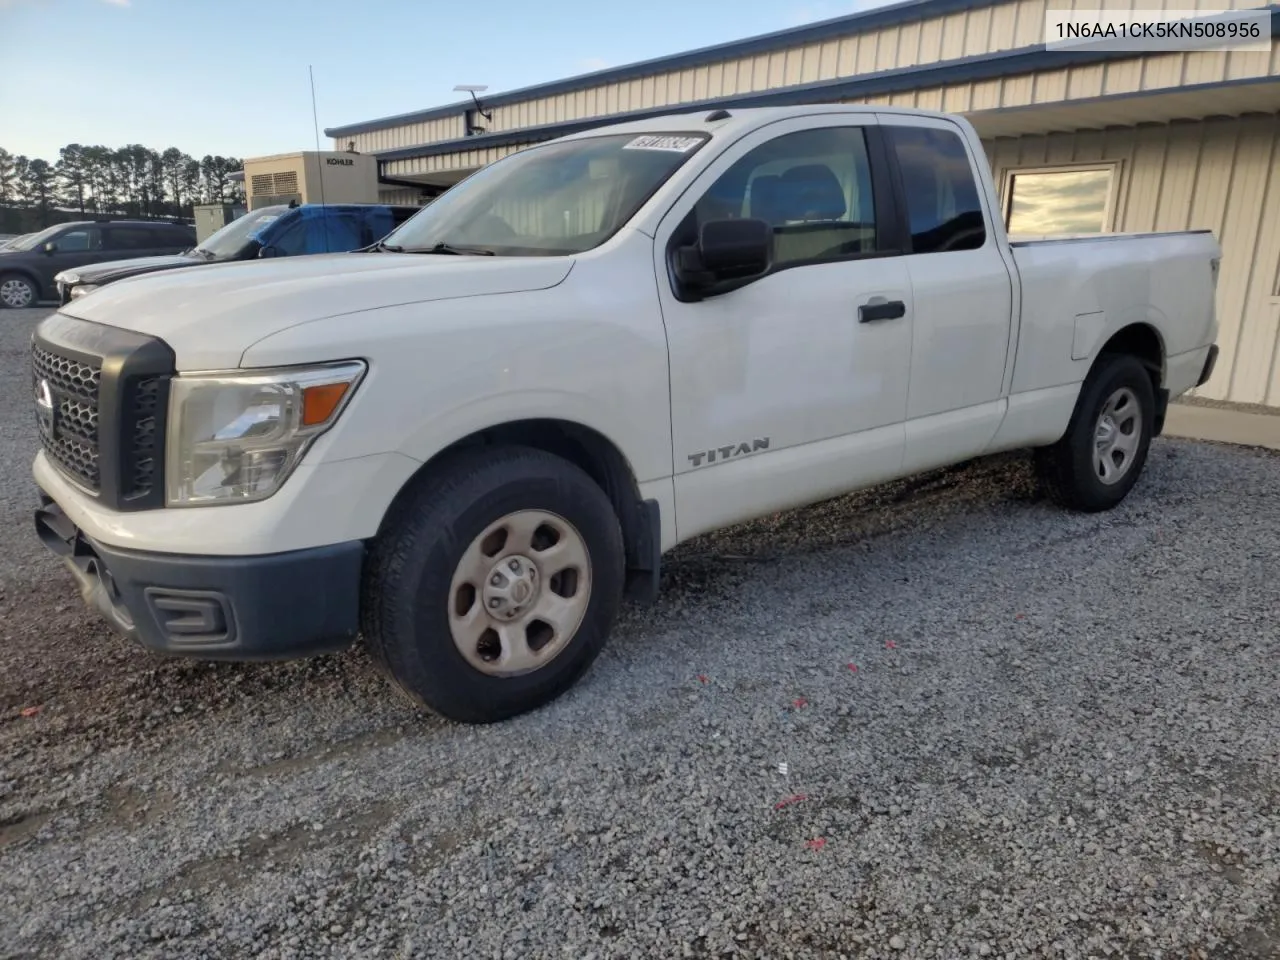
[652,114,914,542]
[39,226,103,290]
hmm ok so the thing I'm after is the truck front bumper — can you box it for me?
[34,495,363,660]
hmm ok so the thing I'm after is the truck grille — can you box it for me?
[31,315,176,511]
[33,343,103,492]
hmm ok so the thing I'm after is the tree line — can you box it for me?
[0,144,248,232]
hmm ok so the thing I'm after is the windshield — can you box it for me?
[379,132,710,256]
[7,225,67,252]
[196,206,290,259]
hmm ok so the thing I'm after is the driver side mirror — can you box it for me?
[672,218,772,301]
[42,241,58,255]
[257,244,280,259]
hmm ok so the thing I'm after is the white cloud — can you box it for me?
[102,0,131,6]
[577,57,610,72]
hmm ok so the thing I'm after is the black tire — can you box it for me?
[1035,352,1156,512]
[0,273,38,309]
[361,445,626,724]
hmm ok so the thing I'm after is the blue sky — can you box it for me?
[0,0,890,162]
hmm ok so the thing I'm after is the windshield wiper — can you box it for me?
[405,241,495,256]
[370,239,404,253]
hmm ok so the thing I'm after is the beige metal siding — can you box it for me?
[841,51,1279,117]
[382,142,528,180]
[335,114,466,155]
[347,0,1272,151]
[376,188,427,206]
[986,114,1280,406]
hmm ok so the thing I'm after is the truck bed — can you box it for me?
[1006,228,1220,403]
[1007,229,1215,246]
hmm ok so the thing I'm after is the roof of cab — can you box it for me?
[554,104,957,143]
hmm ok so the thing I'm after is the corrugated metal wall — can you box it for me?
[337,0,1273,154]
[484,0,1268,135]
[843,48,1280,114]
[376,187,427,206]
[372,46,1280,179]
[985,114,1280,406]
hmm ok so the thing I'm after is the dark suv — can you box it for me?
[0,220,196,309]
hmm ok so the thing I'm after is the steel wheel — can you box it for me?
[0,276,36,308]
[448,509,592,677]
[1093,386,1142,485]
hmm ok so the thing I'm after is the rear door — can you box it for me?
[102,225,166,262]
[878,115,1016,473]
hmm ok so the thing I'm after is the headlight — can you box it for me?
[56,271,80,285]
[165,361,366,506]
[69,283,99,299]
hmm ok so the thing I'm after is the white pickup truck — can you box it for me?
[31,105,1220,723]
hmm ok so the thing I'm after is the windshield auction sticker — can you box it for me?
[623,135,704,153]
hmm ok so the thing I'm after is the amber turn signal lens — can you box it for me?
[301,382,351,426]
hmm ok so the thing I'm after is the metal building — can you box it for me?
[326,0,1280,406]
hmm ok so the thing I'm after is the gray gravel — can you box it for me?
[2,306,1280,959]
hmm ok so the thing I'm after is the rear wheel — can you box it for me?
[0,274,37,309]
[361,446,626,723]
[1035,353,1155,512]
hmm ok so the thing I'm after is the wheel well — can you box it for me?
[395,418,659,595]
[1098,323,1163,383]
[1096,322,1167,432]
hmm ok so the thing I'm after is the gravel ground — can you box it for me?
[2,306,1279,960]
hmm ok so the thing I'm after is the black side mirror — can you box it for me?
[42,241,57,255]
[672,217,772,300]
[257,244,280,259]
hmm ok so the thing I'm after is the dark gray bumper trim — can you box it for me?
[1196,344,1219,388]
[35,497,363,660]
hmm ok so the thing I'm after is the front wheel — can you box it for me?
[0,274,37,309]
[361,446,626,723]
[1035,353,1156,512]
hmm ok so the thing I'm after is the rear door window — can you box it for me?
[886,126,987,254]
[104,227,156,252]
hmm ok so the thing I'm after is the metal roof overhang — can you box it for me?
[370,24,1280,174]
[331,5,1279,142]
[325,0,1022,138]
[969,75,1280,137]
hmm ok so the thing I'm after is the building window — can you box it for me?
[1002,163,1120,236]
[104,227,155,251]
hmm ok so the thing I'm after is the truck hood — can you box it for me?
[60,252,575,369]
[63,253,206,286]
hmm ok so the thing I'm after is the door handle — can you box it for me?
[858,297,906,323]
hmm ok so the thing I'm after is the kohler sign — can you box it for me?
[326,158,355,166]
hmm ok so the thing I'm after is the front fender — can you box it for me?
[395,388,661,482]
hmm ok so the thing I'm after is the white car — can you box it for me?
[31,105,1220,723]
